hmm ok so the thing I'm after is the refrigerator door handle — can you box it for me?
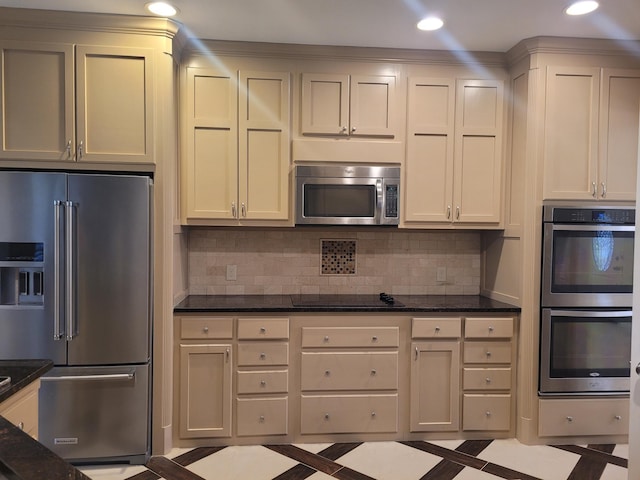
[41,373,135,382]
[65,201,77,341]
[53,201,65,340]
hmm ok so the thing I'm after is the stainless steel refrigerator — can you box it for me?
[0,171,152,464]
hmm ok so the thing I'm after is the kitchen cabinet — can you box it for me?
[543,66,640,201]
[183,67,291,223]
[0,380,40,439]
[538,397,628,437]
[300,73,396,137]
[0,41,154,164]
[404,78,504,226]
[410,317,461,432]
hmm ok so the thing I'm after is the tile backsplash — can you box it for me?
[188,228,481,295]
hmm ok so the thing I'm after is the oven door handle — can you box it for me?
[549,309,632,318]
[550,224,635,232]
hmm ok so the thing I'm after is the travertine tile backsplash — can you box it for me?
[188,228,481,295]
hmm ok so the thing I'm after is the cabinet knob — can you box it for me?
[259,415,265,423]
[325,370,331,376]
[615,415,622,421]
[259,327,266,334]
[324,336,330,343]
[485,377,492,384]
[372,335,378,342]
[566,416,574,423]
[340,126,348,134]
[324,413,330,420]
[485,351,492,357]
[260,380,267,387]
[351,127,357,133]
[260,353,266,360]
[371,411,376,418]
[488,326,494,333]
[485,411,491,417]
[435,326,441,333]
[371,369,377,376]
[18,422,24,430]
[203,326,209,333]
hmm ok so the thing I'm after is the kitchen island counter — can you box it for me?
[0,360,52,405]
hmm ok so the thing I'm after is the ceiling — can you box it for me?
[1,0,640,52]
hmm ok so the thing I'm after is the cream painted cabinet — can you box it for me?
[300,73,396,137]
[543,67,640,201]
[183,67,290,223]
[538,397,629,437]
[410,317,461,431]
[404,78,504,226]
[0,379,40,439]
[0,41,154,164]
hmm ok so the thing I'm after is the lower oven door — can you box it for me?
[540,308,632,395]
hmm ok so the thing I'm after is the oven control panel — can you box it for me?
[548,207,635,224]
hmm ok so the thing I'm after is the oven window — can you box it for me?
[303,184,376,217]
[550,317,631,378]
[551,230,633,293]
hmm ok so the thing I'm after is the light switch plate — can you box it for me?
[226,265,237,281]
[436,267,447,282]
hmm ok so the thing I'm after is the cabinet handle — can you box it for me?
[415,346,418,360]
[66,140,72,159]
[636,363,640,375]
[592,182,597,198]
[340,126,348,134]
[241,202,246,217]
[351,127,357,133]
[447,205,451,219]
[225,348,230,362]
[77,140,84,160]
[18,421,24,430]
[232,202,237,218]
[601,182,607,198]
[456,206,460,220]
[566,416,573,422]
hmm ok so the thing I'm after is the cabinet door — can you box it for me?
[410,341,460,432]
[350,75,396,137]
[300,73,349,135]
[238,71,290,221]
[543,66,600,200]
[179,344,232,438]
[184,67,238,220]
[0,41,74,161]
[454,79,503,224]
[599,69,640,201]
[404,78,455,223]
[75,45,154,164]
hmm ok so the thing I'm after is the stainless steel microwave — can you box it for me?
[295,165,400,225]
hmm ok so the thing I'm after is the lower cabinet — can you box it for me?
[538,397,629,437]
[0,379,40,439]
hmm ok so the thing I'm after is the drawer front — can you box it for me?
[301,327,399,348]
[301,394,398,434]
[181,317,233,340]
[538,398,629,437]
[464,317,513,339]
[301,352,398,391]
[464,342,512,364]
[237,342,289,366]
[1,385,39,437]
[463,394,511,431]
[237,370,289,394]
[238,318,289,340]
[463,368,512,391]
[412,317,462,339]
[236,397,288,436]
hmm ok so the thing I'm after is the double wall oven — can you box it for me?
[539,202,635,395]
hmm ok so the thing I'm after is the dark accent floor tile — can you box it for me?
[482,462,543,480]
[265,444,342,475]
[332,466,377,480]
[400,441,487,470]
[172,446,228,466]
[125,470,161,480]
[586,444,615,455]
[272,462,318,480]
[419,459,465,480]
[146,457,206,480]
[567,455,609,480]
[553,445,628,468]
[455,439,494,457]
[318,442,363,461]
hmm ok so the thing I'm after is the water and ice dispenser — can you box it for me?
[0,242,44,306]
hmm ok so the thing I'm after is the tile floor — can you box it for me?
[79,439,629,480]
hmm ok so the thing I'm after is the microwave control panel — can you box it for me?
[385,185,399,218]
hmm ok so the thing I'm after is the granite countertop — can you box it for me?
[174,294,520,313]
[0,359,53,405]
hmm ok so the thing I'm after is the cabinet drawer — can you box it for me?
[463,394,511,431]
[0,382,39,438]
[237,342,289,366]
[464,317,513,339]
[238,317,289,340]
[464,342,512,364]
[538,398,629,437]
[237,370,289,394]
[181,317,233,339]
[236,397,288,436]
[302,327,399,348]
[412,317,462,339]
[301,394,398,434]
[301,352,398,391]
[463,368,511,391]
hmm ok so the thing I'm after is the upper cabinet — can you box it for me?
[404,77,504,227]
[300,73,396,137]
[182,67,291,224]
[0,41,154,164]
[543,66,640,201]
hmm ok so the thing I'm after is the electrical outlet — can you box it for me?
[226,265,237,281]
[436,267,447,282]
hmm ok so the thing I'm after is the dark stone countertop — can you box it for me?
[174,294,520,313]
[0,359,90,480]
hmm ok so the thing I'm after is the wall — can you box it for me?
[187,228,481,295]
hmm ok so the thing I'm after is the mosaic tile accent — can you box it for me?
[321,239,356,275]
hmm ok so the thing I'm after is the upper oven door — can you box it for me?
[295,177,381,225]
[542,223,635,307]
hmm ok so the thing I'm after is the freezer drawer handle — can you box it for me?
[41,373,135,382]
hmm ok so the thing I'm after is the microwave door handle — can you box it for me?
[551,224,635,232]
[550,309,632,318]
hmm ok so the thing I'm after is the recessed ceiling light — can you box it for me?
[145,2,178,17]
[417,16,444,31]
[565,1,599,16]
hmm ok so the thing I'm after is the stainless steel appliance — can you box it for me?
[539,202,634,395]
[0,171,152,464]
[295,165,400,225]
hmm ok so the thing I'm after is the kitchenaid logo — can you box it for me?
[54,438,78,445]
